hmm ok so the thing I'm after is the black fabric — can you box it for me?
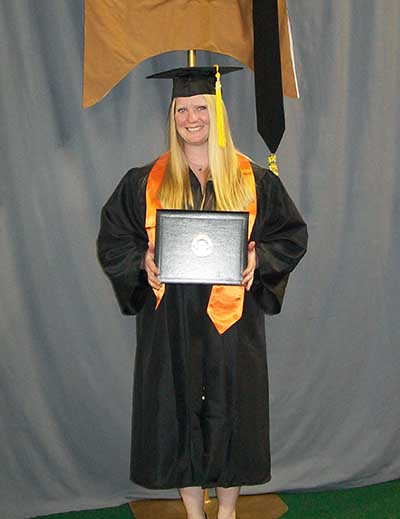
[147,66,242,98]
[253,0,285,152]
[97,159,307,489]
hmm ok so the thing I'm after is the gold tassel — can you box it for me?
[268,153,279,176]
[214,65,226,148]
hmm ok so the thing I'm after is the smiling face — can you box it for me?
[174,95,210,147]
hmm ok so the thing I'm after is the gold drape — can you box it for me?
[83,0,298,107]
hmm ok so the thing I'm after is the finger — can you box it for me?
[145,256,161,284]
[242,264,254,277]
[146,268,158,280]
[242,242,257,275]
[146,268,161,285]
[248,240,256,252]
[145,242,157,261]
[145,253,160,275]
[147,272,162,289]
[242,269,254,287]
[245,277,254,291]
[149,280,162,290]
[241,268,254,285]
[242,273,253,285]
[147,263,160,276]
[149,281,161,290]
[242,260,257,276]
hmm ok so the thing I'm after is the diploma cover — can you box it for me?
[155,210,248,285]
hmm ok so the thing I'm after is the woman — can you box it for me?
[97,67,308,519]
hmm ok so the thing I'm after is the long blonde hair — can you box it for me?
[158,95,253,211]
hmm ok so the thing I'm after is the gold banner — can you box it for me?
[83,0,298,107]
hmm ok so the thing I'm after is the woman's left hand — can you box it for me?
[242,240,257,291]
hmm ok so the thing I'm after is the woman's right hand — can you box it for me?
[143,242,162,290]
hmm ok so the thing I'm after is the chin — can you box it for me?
[183,133,208,145]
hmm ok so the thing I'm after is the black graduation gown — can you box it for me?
[97,159,308,489]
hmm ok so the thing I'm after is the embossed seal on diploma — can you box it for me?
[191,234,213,257]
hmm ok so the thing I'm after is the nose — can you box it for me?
[187,108,198,123]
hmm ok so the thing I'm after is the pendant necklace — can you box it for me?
[189,161,208,173]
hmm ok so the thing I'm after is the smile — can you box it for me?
[186,126,203,132]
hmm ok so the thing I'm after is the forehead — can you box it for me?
[174,94,207,108]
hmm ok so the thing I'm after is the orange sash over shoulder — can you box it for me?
[145,152,257,334]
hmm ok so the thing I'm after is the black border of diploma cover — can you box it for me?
[155,210,249,285]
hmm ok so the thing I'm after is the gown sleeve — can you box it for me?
[96,168,151,315]
[251,167,308,314]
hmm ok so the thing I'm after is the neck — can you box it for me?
[183,142,209,171]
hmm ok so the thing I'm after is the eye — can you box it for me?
[176,107,186,114]
[197,105,207,111]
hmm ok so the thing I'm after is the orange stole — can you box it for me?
[145,152,257,334]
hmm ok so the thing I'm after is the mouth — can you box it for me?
[186,126,203,132]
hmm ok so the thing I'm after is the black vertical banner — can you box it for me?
[253,0,285,153]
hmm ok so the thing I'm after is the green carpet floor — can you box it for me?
[33,479,400,519]
[281,479,400,518]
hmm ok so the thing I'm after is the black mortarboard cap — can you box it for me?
[147,66,242,98]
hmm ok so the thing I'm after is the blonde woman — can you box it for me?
[97,67,307,519]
